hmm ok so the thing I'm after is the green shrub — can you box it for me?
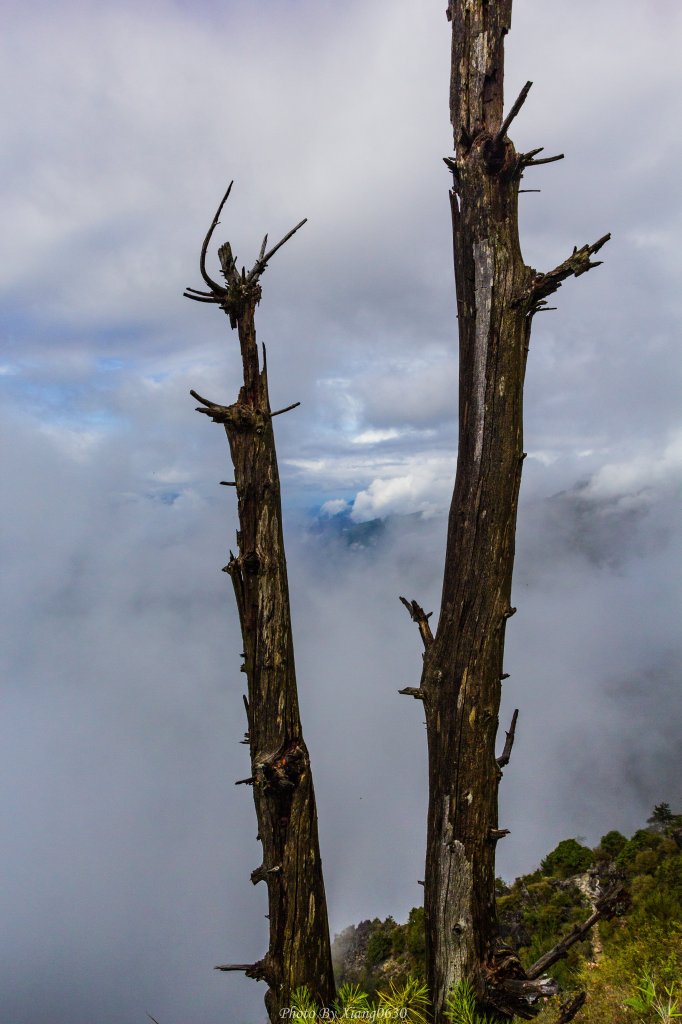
[377,977,430,1024]
[594,830,628,860]
[541,838,594,878]
[406,906,426,958]
[366,929,392,965]
[646,803,682,836]
[624,969,682,1021]
[292,976,430,1023]
[616,830,663,870]
[391,925,406,954]
[444,979,505,1024]
[333,983,371,1015]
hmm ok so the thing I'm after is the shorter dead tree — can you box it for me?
[184,185,335,1021]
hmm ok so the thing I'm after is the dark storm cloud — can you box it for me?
[2,0,681,1021]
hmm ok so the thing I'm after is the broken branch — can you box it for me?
[500,976,559,998]
[190,389,231,422]
[190,389,220,408]
[495,80,533,143]
[251,864,283,885]
[526,153,565,166]
[488,828,510,842]
[183,292,221,303]
[200,182,233,294]
[269,401,301,418]
[217,241,239,286]
[214,960,268,981]
[398,687,425,700]
[247,218,307,283]
[526,883,626,979]
[557,992,587,1024]
[399,596,434,649]
[530,233,611,304]
[496,708,519,768]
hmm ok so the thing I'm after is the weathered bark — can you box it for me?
[401,4,610,1020]
[555,991,587,1024]
[185,190,335,1021]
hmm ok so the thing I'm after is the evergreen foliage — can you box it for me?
[331,805,681,1022]
[444,980,505,1024]
[289,976,430,1022]
[366,927,393,966]
[497,875,590,987]
[594,831,628,861]
[646,804,682,835]
[334,983,371,1015]
[540,838,594,878]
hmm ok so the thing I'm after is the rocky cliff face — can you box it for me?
[331,916,424,992]
[331,920,376,982]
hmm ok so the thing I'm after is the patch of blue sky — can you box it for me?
[280,483,358,518]
[2,285,163,339]
[149,489,183,506]
[95,356,132,373]
[1,307,154,370]
[85,319,166,357]
[1,309,59,350]
[2,374,126,434]
[3,337,135,392]
[51,406,124,435]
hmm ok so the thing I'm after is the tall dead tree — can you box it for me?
[184,185,335,1021]
[401,3,614,1020]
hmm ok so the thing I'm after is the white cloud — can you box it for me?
[352,350,458,430]
[584,432,682,504]
[320,498,350,517]
[37,422,107,461]
[352,428,401,445]
[351,454,455,521]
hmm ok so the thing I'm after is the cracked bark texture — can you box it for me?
[187,218,335,1020]
[408,3,609,1020]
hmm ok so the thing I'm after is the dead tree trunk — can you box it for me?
[184,186,335,1021]
[401,4,610,1020]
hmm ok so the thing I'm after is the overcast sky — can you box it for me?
[2,1,681,1022]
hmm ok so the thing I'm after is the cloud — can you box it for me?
[351,454,455,521]
[353,428,403,445]
[320,498,351,517]
[2,0,681,1021]
[584,431,682,504]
